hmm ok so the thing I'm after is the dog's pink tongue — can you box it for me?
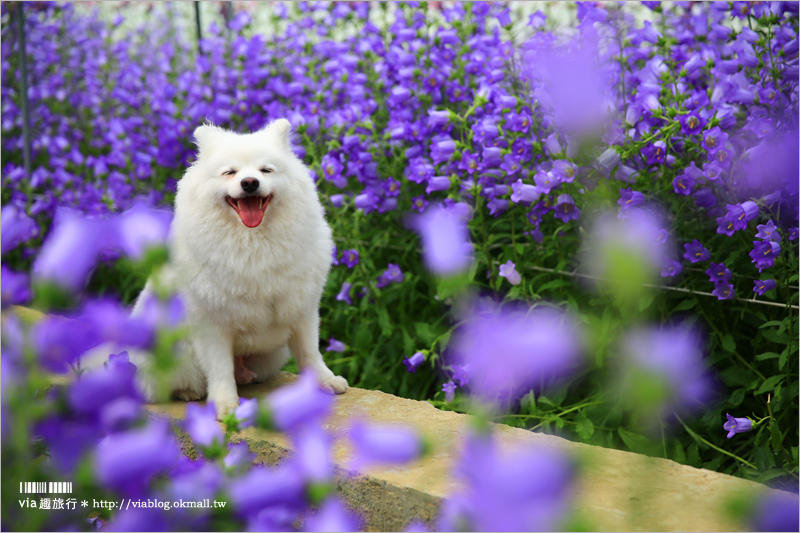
[238,197,264,228]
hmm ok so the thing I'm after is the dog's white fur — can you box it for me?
[129,119,347,418]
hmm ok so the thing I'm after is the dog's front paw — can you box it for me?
[319,374,349,395]
[211,397,240,420]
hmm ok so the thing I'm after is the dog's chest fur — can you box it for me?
[170,206,332,355]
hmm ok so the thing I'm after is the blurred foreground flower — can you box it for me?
[449,302,583,407]
[348,420,424,471]
[440,431,574,531]
[619,326,714,425]
[409,203,473,276]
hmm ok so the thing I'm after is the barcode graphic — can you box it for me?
[19,482,72,494]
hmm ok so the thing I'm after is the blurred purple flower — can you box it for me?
[409,203,473,276]
[553,194,580,223]
[32,208,114,292]
[442,380,457,402]
[268,372,333,432]
[336,282,353,305]
[94,419,179,496]
[227,462,305,516]
[1,204,38,254]
[376,263,404,288]
[660,259,683,278]
[304,498,362,533]
[115,201,172,260]
[348,420,423,470]
[235,397,259,429]
[750,492,800,532]
[622,326,713,417]
[440,432,574,532]
[449,303,582,405]
[293,423,333,484]
[617,188,644,211]
[224,442,256,472]
[341,249,359,268]
[1,265,31,307]
[34,316,98,374]
[184,402,224,448]
[326,338,346,352]
[403,352,425,373]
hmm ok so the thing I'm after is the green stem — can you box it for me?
[675,414,756,469]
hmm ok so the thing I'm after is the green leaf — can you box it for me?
[673,299,697,312]
[536,279,571,293]
[755,375,783,395]
[759,320,783,329]
[575,417,594,440]
[769,421,785,455]
[721,334,736,354]
[377,307,392,336]
[729,388,746,406]
[638,292,657,312]
[779,348,788,370]
[515,243,525,255]
[414,322,435,345]
[618,427,658,456]
[755,352,781,361]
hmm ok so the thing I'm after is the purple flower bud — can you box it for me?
[753,279,777,296]
[511,180,540,204]
[330,194,345,208]
[234,398,258,429]
[336,282,353,305]
[326,338,346,352]
[499,260,522,285]
[425,176,451,195]
[723,413,752,438]
[403,352,425,373]
[442,380,457,402]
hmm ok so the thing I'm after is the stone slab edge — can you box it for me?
[147,372,788,532]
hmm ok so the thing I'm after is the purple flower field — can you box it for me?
[1,1,799,531]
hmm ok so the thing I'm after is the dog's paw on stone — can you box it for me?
[174,389,205,402]
[213,398,240,420]
[319,374,349,394]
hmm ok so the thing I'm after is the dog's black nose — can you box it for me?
[241,178,259,193]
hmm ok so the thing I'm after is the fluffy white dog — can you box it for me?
[129,119,348,418]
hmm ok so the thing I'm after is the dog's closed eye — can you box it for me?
[222,169,237,176]
[260,167,273,174]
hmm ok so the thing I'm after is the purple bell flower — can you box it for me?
[184,402,224,448]
[553,194,580,223]
[753,279,777,295]
[442,380,457,402]
[705,262,731,283]
[410,203,473,276]
[376,264,404,288]
[755,220,781,242]
[336,282,353,304]
[498,260,522,285]
[723,413,752,438]
[403,352,425,373]
[712,280,735,300]
[341,249,359,268]
[683,239,710,263]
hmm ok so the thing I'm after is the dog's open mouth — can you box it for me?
[225,194,273,228]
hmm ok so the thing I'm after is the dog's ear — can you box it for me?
[263,119,293,152]
[193,123,226,155]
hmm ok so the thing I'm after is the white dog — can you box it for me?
[129,119,348,418]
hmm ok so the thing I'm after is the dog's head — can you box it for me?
[182,119,312,229]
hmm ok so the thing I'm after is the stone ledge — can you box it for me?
[147,372,779,532]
